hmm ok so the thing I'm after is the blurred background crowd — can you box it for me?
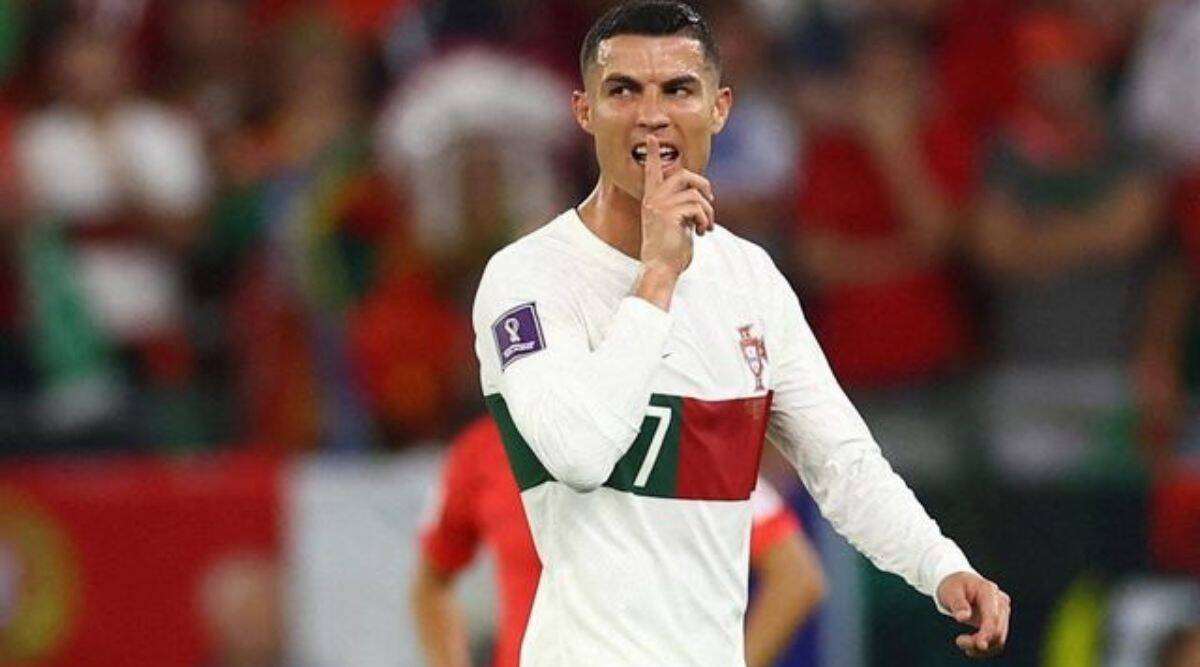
[1,0,1200,665]
[0,0,1195,471]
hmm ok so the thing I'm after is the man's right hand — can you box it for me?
[632,135,715,311]
[639,135,715,277]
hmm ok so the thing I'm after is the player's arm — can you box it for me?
[972,176,1160,280]
[412,438,481,666]
[759,255,1008,657]
[474,254,671,491]
[411,558,471,667]
[744,523,826,667]
[473,137,713,492]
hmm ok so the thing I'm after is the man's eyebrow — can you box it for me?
[662,74,701,88]
[600,73,703,89]
[601,73,641,88]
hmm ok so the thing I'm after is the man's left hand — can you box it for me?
[936,571,1010,658]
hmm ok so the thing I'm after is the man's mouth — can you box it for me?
[632,142,681,166]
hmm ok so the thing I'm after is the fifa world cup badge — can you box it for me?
[493,303,546,369]
[738,325,768,391]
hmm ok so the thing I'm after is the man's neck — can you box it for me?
[577,178,642,260]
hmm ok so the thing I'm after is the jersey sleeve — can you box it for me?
[748,478,803,564]
[419,435,483,575]
[472,248,672,492]
[758,252,974,610]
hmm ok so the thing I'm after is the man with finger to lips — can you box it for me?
[471,1,1011,664]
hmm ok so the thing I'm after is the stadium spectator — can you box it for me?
[792,18,977,479]
[789,0,1021,139]
[370,47,580,443]
[213,11,397,451]
[705,3,799,253]
[794,18,975,389]
[971,8,1162,480]
[345,259,476,443]
[376,47,575,304]
[15,24,210,450]
[413,416,826,667]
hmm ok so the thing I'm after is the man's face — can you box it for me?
[573,35,731,200]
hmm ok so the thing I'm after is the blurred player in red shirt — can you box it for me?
[413,415,826,667]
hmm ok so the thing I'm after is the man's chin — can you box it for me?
[605,176,644,202]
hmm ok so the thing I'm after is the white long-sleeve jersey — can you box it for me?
[472,209,973,666]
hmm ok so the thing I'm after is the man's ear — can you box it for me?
[710,86,733,134]
[572,90,594,135]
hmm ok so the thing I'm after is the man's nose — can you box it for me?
[636,88,669,131]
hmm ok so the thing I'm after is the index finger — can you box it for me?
[644,135,664,192]
[972,590,1005,650]
[661,170,715,203]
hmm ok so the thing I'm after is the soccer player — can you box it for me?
[471,1,1011,664]
[413,415,826,667]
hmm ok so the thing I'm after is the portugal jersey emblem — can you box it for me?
[738,325,768,391]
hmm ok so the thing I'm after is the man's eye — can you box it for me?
[609,86,631,97]
[667,87,692,97]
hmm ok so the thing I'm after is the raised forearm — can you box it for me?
[873,143,956,259]
[796,231,925,288]
[974,195,1105,278]
[975,180,1160,279]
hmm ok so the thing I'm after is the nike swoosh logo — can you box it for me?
[662,353,672,359]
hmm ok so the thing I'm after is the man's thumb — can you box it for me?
[954,606,972,623]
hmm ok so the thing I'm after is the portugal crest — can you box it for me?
[738,325,768,391]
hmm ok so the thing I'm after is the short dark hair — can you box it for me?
[579,1,720,79]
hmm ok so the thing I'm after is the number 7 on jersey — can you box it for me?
[634,405,673,488]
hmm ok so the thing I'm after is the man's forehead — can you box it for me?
[591,34,712,82]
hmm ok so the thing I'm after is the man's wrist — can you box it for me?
[633,262,681,311]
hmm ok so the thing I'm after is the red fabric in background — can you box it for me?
[1173,168,1200,278]
[0,103,19,330]
[934,0,1020,136]
[1151,470,1200,576]
[795,113,976,388]
[0,455,281,667]
[348,270,472,439]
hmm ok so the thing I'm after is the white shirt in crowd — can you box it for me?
[17,100,209,340]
